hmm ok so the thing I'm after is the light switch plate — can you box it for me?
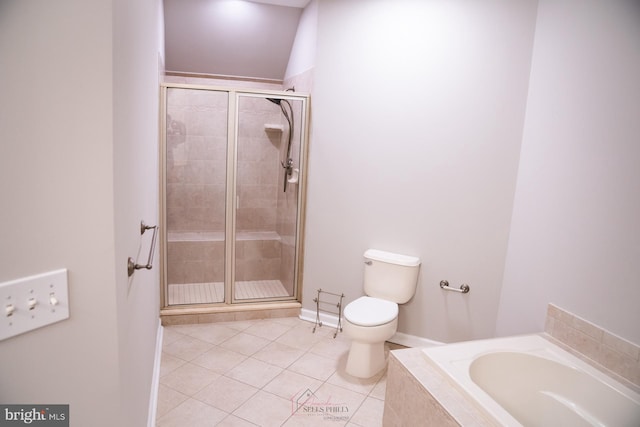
[0,269,69,341]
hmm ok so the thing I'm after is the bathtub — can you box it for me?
[422,334,640,427]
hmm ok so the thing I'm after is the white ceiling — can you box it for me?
[164,0,308,81]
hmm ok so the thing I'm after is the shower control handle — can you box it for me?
[281,158,294,172]
[281,158,294,192]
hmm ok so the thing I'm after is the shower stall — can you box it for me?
[159,83,309,308]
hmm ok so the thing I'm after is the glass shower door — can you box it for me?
[233,94,305,302]
[161,84,308,308]
[164,87,228,305]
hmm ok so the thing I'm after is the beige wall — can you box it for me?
[305,0,639,346]
[305,0,538,342]
[113,0,164,424]
[0,0,163,425]
[496,0,640,345]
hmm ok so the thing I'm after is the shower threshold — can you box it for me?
[167,280,290,305]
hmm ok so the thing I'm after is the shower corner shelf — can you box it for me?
[264,123,285,132]
[312,288,344,338]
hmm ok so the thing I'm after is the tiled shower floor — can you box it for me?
[156,317,395,426]
[168,280,290,305]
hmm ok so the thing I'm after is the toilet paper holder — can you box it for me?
[439,280,470,294]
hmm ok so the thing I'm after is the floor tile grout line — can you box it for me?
[157,318,390,426]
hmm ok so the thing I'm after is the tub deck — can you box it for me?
[422,334,640,426]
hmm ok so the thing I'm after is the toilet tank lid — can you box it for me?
[364,249,421,267]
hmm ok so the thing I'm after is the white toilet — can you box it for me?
[343,249,421,378]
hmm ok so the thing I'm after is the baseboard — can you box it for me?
[299,308,341,329]
[147,320,163,427]
[391,331,442,348]
[299,308,442,347]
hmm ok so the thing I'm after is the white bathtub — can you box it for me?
[422,334,640,427]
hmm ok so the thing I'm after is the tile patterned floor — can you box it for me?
[156,317,396,426]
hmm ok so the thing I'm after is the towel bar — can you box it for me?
[127,221,159,277]
[439,280,470,294]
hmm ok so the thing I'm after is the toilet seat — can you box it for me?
[344,296,398,327]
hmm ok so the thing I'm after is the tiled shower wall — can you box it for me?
[236,96,283,232]
[164,76,305,289]
[167,239,224,284]
[166,88,228,233]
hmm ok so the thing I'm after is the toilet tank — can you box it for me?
[363,249,421,304]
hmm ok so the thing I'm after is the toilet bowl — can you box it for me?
[343,296,398,378]
[343,250,421,378]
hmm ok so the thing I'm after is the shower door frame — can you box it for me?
[159,82,310,309]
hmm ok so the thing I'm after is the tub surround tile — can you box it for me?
[603,331,640,360]
[384,349,494,427]
[545,303,640,389]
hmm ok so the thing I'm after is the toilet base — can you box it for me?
[345,340,387,378]
[343,317,397,379]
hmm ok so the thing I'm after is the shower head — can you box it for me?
[266,97,281,105]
